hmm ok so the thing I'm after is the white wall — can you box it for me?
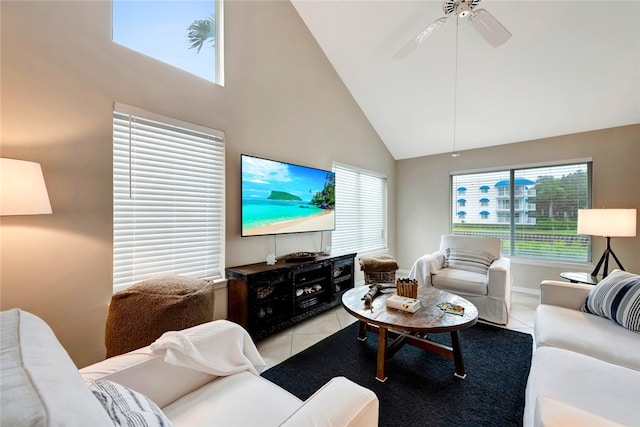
[396,125,640,290]
[0,0,395,367]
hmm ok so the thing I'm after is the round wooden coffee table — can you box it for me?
[342,285,478,382]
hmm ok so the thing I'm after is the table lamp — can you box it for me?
[577,208,637,278]
[1,158,52,216]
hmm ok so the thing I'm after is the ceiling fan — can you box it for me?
[393,0,512,59]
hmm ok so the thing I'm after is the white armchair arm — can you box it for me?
[280,377,379,427]
[487,256,510,299]
[539,280,593,310]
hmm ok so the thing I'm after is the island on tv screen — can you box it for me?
[241,155,336,237]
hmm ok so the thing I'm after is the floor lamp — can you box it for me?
[578,209,637,278]
[0,158,52,216]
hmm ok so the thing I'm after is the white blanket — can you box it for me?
[150,320,265,376]
[408,252,444,287]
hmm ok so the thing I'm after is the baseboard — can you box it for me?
[512,285,540,296]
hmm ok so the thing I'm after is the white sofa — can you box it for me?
[409,234,511,324]
[1,308,379,427]
[524,277,640,426]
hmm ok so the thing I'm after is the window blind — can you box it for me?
[113,104,225,290]
[450,162,591,262]
[331,163,387,256]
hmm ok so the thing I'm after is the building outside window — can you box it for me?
[450,161,592,262]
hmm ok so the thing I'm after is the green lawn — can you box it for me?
[452,222,589,262]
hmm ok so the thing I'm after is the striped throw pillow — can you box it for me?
[582,269,640,333]
[90,379,173,427]
[444,248,496,274]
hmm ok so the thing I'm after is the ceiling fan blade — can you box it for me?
[468,8,512,47]
[393,17,448,59]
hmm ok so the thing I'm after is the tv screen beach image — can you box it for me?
[241,155,336,236]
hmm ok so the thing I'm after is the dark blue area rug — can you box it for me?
[262,322,532,427]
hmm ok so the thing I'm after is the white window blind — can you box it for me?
[451,161,592,262]
[113,104,225,290]
[331,162,387,256]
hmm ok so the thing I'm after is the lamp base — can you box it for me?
[591,236,625,278]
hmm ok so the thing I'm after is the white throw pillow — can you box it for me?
[0,308,112,426]
[444,247,495,274]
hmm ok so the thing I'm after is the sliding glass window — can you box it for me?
[450,161,592,262]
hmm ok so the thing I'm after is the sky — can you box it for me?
[242,156,334,203]
[112,0,216,82]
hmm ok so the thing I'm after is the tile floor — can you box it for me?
[257,288,540,370]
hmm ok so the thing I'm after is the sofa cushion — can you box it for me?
[432,268,488,296]
[162,371,301,426]
[0,308,112,427]
[90,379,173,427]
[444,247,496,274]
[80,348,216,409]
[524,346,640,427]
[534,395,625,427]
[582,269,640,332]
[535,304,640,370]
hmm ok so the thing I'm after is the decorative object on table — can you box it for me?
[0,158,52,216]
[438,302,465,316]
[577,208,637,278]
[284,251,317,262]
[266,253,277,265]
[361,283,395,307]
[386,294,421,313]
[396,278,418,298]
[359,254,399,285]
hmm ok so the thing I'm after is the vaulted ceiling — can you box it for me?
[291,0,640,159]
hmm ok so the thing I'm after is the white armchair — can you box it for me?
[409,234,511,325]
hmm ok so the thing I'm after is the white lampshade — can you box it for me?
[577,209,637,237]
[0,158,52,216]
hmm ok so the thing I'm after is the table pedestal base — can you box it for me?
[358,320,467,382]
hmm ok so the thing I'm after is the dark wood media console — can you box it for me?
[226,253,356,340]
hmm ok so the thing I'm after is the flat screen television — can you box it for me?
[241,154,336,237]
